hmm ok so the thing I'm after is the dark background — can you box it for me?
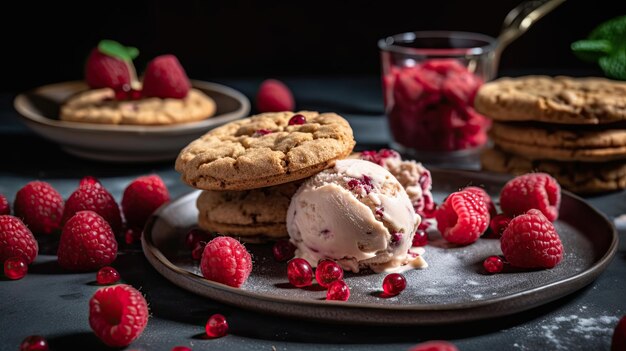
[1,0,625,93]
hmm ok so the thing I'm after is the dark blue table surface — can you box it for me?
[1,77,625,351]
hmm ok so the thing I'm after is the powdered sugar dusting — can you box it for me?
[509,311,620,350]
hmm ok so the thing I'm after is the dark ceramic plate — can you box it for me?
[142,169,618,325]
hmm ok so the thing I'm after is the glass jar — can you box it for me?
[378,31,497,165]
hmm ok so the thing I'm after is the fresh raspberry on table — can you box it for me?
[79,176,101,188]
[612,315,626,351]
[256,79,295,113]
[409,340,459,351]
[500,209,563,269]
[500,172,561,222]
[464,186,497,218]
[142,55,191,99]
[62,181,122,234]
[121,175,170,230]
[200,236,252,288]
[57,211,118,271]
[0,194,9,215]
[14,181,64,234]
[85,48,131,89]
[89,284,149,347]
[0,215,38,264]
[436,189,489,245]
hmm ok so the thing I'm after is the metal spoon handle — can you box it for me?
[496,0,567,56]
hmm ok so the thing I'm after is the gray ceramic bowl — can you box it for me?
[14,80,250,162]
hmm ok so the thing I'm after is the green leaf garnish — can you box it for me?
[571,39,614,62]
[572,15,626,80]
[98,40,139,62]
[589,15,626,44]
[599,51,626,80]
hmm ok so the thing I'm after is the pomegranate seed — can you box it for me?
[20,335,49,351]
[489,214,512,238]
[326,280,350,301]
[272,240,296,262]
[253,129,272,137]
[124,228,141,245]
[185,228,210,249]
[192,241,206,260]
[4,257,28,280]
[412,229,428,247]
[483,255,505,274]
[288,114,306,125]
[171,347,192,351]
[205,313,228,338]
[315,259,343,288]
[96,266,120,285]
[287,258,313,287]
[382,273,406,296]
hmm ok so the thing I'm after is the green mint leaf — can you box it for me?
[98,40,139,62]
[571,39,614,63]
[589,15,626,47]
[599,50,626,80]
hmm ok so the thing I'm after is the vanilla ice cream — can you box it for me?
[286,159,424,273]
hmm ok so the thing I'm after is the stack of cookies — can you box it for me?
[175,111,356,242]
[475,76,626,194]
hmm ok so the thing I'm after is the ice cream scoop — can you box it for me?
[286,159,424,273]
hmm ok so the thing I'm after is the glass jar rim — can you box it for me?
[378,30,497,56]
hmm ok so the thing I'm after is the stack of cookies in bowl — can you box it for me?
[476,76,626,194]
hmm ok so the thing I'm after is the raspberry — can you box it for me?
[122,175,170,230]
[409,340,459,351]
[0,194,9,215]
[19,335,49,351]
[62,182,122,234]
[142,55,191,99]
[14,181,64,235]
[80,176,101,188]
[256,79,294,113]
[501,209,563,269]
[0,215,38,264]
[500,173,561,222]
[612,315,626,351]
[57,211,118,271]
[435,190,489,245]
[200,236,252,288]
[89,284,149,347]
[85,48,131,89]
[464,186,497,218]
